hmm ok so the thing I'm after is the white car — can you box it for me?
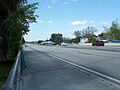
[61,42,67,46]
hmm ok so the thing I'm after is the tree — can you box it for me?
[73,31,82,43]
[81,26,97,38]
[72,38,80,43]
[108,19,120,40]
[98,33,108,39]
[50,33,63,44]
[73,31,82,38]
[87,36,96,43]
[63,37,73,43]
[38,40,44,43]
[0,0,26,61]
[0,0,38,62]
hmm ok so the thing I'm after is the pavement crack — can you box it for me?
[25,67,70,74]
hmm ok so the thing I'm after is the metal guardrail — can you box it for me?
[1,47,26,90]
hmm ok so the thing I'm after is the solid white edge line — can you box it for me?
[46,52,120,87]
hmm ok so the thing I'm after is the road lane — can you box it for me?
[66,44,120,52]
[21,46,120,90]
[27,44,120,81]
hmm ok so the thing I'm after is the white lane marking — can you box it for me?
[46,52,120,87]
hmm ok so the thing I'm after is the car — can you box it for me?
[92,41,105,46]
[61,42,67,46]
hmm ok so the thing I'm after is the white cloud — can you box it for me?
[80,26,86,30]
[64,2,68,5]
[48,5,51,8]
[70,20,87,26]
[48,20,53,24]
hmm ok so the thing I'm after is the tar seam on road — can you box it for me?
[25,67,70,74]
[78,52,103,57]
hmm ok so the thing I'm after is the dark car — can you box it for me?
[92,41,105,46]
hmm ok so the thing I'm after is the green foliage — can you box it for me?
[38,40,44,43]
[63,37,80,43]
[63,37,73,43]
[88,36,96,43]
[17,2,39,35]
[98,33,108,39]
[0,62,13,84]
[50,33,63,44]
[108,20,120,40]
[73,26,97,40]
[0,1,38,62]
[72,38,80,43]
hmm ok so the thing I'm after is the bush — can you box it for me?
[88,36,96,43]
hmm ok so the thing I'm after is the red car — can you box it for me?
[92,41,105,46]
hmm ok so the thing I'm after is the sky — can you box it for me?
[24,0,120,41]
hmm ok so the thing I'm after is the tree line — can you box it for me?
[46,19,120,44]
[72,19,120,43]
[0,0,38,62]
[99,19,120,40]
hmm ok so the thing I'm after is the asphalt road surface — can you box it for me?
[66,44,120,52]
[21,44,120,90]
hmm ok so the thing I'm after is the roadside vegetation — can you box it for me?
[0,62,13,85]
[38,19,120,44]
[0,0,38,84]
[99,19,120,40]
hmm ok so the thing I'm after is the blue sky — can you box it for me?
[25,0,120,41]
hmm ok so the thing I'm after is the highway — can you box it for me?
[66,43,120,52]
[21,44,120,90]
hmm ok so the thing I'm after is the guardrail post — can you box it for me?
[20,47,26,75]
[15,57,21,90]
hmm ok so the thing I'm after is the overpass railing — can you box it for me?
[1,47,26,90]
